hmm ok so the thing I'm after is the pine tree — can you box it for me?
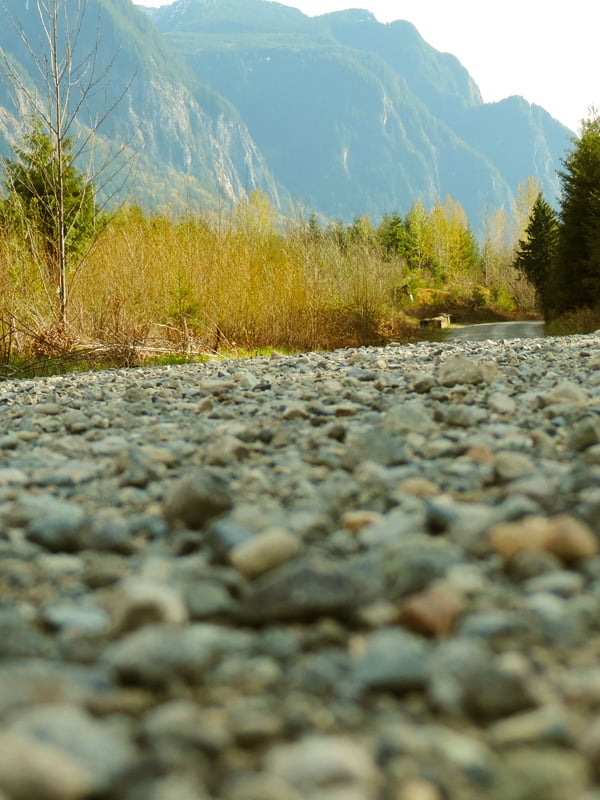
[3,122,97,277]
[513,192,558,314]
[377,213,407,259]
[550,112,600,313]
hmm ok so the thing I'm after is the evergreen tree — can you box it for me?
[376,213,407,259]
[3,122,97,279]
[551,113,600,313]
[513,192,558,313]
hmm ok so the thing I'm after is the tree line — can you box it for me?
[514,112,600,321]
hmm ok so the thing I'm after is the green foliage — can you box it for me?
[348,214,375,244]
[404,200,433,270]
[167,279,204,336]
[2,121,97,275]
[549,113,600,314]
[513,193,558,313]
[489,285,516,312]
[377,213,407,258]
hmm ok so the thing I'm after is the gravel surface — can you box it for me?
[2,332,600,799]
[448,321,546,340]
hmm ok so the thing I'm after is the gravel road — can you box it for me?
[448,320,546,340]
[2,331,600,800]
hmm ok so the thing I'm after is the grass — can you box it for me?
[545,305,600,337]
[0,344,210,381]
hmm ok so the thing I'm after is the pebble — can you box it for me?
[488,514,598,561]
[544,381,589,407]
[396,581,464,636]
[162,469,233,529]
[493,450,536,481]
[496,748,588,800]
[397,779,444,800]
[3,333,600,797]
[7,704,136,793]
[264,735,381,798]
[488,391,517,414]
[105,577,188,632]
[581,718,600,779]
[0,731,92,800]
[489,705,576,747]
[341,509,385,531]
[438,356,485,386]
[103,623,252,687]
[238,556,375,622]
[354,628,431,692]
[229,527,302,578]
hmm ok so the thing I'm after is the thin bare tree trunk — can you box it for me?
[1,0,133,326]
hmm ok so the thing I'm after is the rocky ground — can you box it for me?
[3,333,600,800]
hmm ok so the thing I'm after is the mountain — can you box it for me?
[0,0,573,231]
[0,0,285,211]
[150,0,573,230]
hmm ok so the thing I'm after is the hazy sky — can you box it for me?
[136,0,599,133]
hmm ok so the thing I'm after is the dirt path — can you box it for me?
[447,320,545,341]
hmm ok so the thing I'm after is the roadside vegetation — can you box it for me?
[0,178,540,378]
[1,4,599,379]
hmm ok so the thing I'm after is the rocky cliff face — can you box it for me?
[0,0,285,211]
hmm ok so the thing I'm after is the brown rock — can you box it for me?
[466,445,494,465]
[230,528,301,578]
[488,515,597,562]
[544,381,589,407]
[106,579,188,634]
[396,478,441,498]
[397,582,464,637]
[545,515,598,560]
[581,717,600,779]
[488,516,552,559]
[341,510,384,532]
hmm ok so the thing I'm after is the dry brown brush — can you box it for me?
[0,193,538,371]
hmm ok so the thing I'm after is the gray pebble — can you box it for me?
[2,333,600,799]
[354,628,430,693]
[163,469,233,529]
